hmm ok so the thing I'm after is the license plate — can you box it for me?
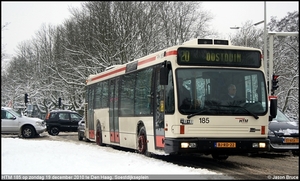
[284,138,299,143]
[215,142,236,148]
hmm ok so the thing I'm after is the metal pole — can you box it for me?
[269,34,274,95]
[263,1,267,80]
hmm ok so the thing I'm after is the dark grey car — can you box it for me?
[268,109,299,155]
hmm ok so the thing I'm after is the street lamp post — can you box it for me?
[230,20,264,46]
[263,1,267,80]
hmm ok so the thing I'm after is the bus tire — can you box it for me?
[137,126,151,157]
[96,122,104,146]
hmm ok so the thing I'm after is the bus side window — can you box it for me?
[135,67,152,115]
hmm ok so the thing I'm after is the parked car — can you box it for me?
[268,109,299,155]
[45,110,82,136]
[77,116,87,141]
[1,107,46,138]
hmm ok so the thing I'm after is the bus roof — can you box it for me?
[86,38,262,85]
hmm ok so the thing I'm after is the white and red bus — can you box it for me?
[84,38,277,160]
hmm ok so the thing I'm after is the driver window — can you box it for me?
[2,111,14,119]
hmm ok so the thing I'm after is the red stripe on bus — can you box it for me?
[91,67,126,81]
[138,56,156,66]
[138,50,177,66]
[90,50,177,82]
[165,50,177,56]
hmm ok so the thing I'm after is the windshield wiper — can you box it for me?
[187,108,212,119]
[233,106,259,119]
[187,105,259,119]
[187,105,230,119]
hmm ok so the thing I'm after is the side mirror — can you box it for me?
[160,67,169,85]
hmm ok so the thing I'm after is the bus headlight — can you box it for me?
[259,142,266,148]
[181,142,197,148]
[252,142,266,148]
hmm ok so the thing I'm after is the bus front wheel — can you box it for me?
[137,126,151,157]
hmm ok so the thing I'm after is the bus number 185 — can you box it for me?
[199,117,209,124]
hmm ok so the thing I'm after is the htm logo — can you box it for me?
[236,118,248,123]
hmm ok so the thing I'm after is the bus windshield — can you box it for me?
[176,68,267,116]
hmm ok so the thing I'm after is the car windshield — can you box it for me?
[274,110,292,122]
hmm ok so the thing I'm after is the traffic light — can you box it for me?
[58,98,62,108]
[271,74,279,95]
[24,93,28,104]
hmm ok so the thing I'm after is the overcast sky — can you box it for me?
[202,1,298,38]
[1,1,299,56]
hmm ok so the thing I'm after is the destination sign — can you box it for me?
[177,48,261,68]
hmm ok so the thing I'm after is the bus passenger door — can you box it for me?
[109,78,120,144]
[87,86,94,139]
[153,66,166,149]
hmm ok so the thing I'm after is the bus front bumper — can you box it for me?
[164,138,270,155]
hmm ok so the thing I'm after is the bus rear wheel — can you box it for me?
[96,123,104,146]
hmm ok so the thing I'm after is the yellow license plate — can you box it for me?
[284,138,299,143]
[216,142,236,148]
